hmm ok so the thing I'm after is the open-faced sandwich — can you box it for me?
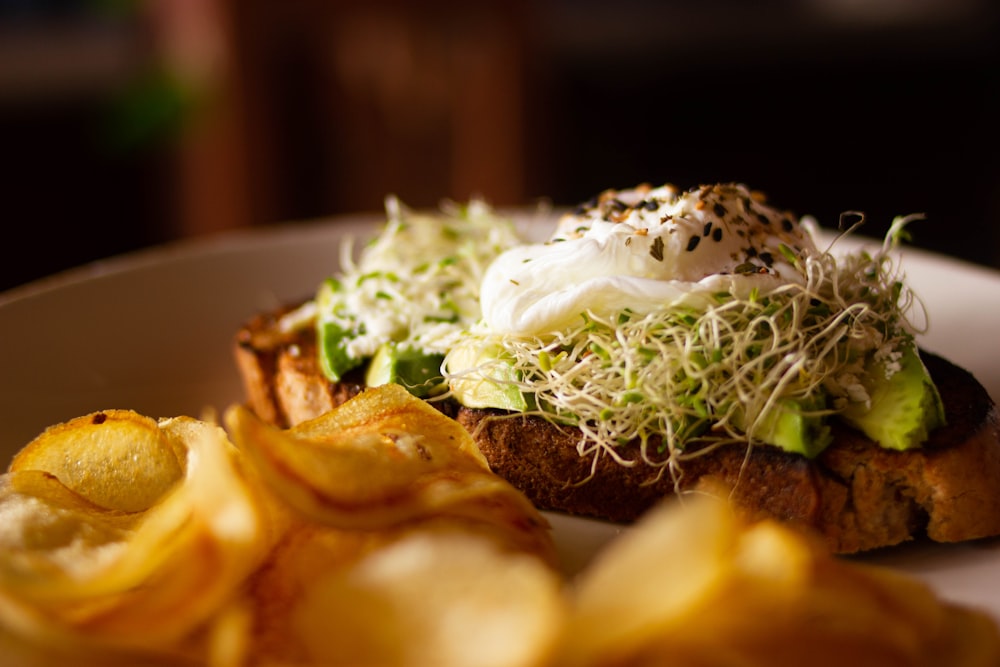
[234,183,1000,554]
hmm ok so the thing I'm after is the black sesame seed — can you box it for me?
[650,236,665,261]
[712,227,723,242]
[756,213,771,225]
[713,202,727,218]
[686,235,701,252]
[781,218,794,232]
[746,246,758,258]
[703,222,713,237]
[760,252,774,267]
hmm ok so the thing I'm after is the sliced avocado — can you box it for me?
[318,320,363,382]
[839,342,945,451]
[757,398,831,458]
[733,396,832,458]
[365,342,445,398]
[446,342,530,412]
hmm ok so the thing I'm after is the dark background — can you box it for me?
[2,0,998,292]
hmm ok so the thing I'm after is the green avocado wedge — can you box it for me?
[318,320,362,383]
[445,342,530,412]
[839,343,946,451]
[365,343,446,398]
[736,396,832,459]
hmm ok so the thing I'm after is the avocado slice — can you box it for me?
[759,398,832,458]
[732,396,832,458]
[446,342,530,412]
[318,320,363,382]
[365,342,446,398]
[838,342,945,451]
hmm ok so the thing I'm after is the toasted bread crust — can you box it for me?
[234,311,1000,554]
[234,308,365,428]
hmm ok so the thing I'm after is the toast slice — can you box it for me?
[234,306,1000,554]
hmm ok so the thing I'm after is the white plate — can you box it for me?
[3,213,1000,618]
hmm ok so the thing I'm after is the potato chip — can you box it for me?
[290,383,489,468]
[9,410,185,513]
[554,496,1000,667]
[0,470,139,587]
[292,529,565,667]
[225,385,557,564]
[215,386,565,666]
[242,522,565,667]
[0,412,273,656]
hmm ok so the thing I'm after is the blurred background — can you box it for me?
[2,0,998,292]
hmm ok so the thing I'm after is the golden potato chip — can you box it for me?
[238,520,389,662]
[290,383,489,468]
[243,523,565,667]
[225,384,487,511]
[0,412,273,656]
[0,470,139,587]
[292,530,565,667]
[213,387,565,666]
[555,496,743,665]
[225,386,556,564]
[554,496,1000,667]
[10,410,185,513]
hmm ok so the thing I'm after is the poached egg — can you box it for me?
[480,183,821,334]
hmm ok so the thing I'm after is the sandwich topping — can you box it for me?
[480,183,817,335]
[445,183,945,467]
[298,183,944,472]
[311,196,525,394]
